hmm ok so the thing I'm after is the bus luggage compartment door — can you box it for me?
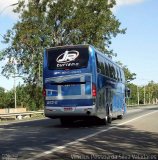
[45,74,92,101]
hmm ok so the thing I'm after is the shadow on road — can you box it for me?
[1,119,158,159]
[39,124,158,160]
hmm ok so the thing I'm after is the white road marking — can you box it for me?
[26,109,158,160]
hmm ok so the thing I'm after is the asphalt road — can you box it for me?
[0,105,158,160]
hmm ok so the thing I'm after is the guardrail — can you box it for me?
[0,104,157,121]
[127,104,158,108]
[0,111,44,121]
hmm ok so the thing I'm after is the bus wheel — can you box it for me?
[96,117,107,125]
[117,115,123,119]
[108,114,112,123]
[107,105,112,124]
[104,115,108,125]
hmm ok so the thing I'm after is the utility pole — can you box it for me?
[137,86,139,105]
[13,73,17,108]
[144,86,146,105]
[149,87,151,104]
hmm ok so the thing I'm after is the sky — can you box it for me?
[0,0,158,90]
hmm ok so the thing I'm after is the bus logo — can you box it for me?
[56,50,79,63]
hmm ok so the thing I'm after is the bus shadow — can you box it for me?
[53,118,111,128]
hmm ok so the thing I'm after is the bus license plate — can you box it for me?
[64,107,74,111]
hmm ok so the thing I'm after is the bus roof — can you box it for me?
[46,44,89,51]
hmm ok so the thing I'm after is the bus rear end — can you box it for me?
[43,45,97,124]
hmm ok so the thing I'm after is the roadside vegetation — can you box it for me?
[0,1,157,110]
[0,85,43,110]
[1,81,158,110]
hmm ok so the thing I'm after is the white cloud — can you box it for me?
[0,0,19,16]
[112,0,146,12]
[116,0,145,6]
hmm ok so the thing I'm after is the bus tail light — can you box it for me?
[43,88,46,97]
[92,83,96,97]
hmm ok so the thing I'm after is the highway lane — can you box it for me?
[0,105,158,160]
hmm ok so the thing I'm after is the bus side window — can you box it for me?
[113,65,118,80]
[95,53,101,73]
[96,53,106,75]
[112,64,116,80]
[116,67,121,81]
[117,68,121,81]
[104,60,109,77]
[119,68,126,83]
[120,69,125,83]
[119,68,122,82]
[109,63,113,79]
[100,61,105,75]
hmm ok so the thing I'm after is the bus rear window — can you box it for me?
[47,47,89,70]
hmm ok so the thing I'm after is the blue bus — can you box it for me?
[43,45,127,125]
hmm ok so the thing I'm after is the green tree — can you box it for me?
[123,66,136,83]
[146,81,158,104]
[1,0,125,81]
[116,61,136,83]
[126,83,137,105]
[1,0,126,110]
[0,87,6,108]
[14,84,43,110]
[0,88,14,109]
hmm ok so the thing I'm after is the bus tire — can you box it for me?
[96,117,107,125]
[107,105,112,124]
[117,114,123,119]
[101,115,108,125]
[108,114,112,123]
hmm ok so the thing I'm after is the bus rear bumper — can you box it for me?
[44,105,96,118]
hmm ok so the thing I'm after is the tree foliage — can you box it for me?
[1,0,125,82]
[0,87,14,108]
[116,61,136,83]
[1,81,158,109]
[15,84,43,110]
[123,66,136,82]
[0,84,43,110]
[126,81,158,105]
[0,0,127,110]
